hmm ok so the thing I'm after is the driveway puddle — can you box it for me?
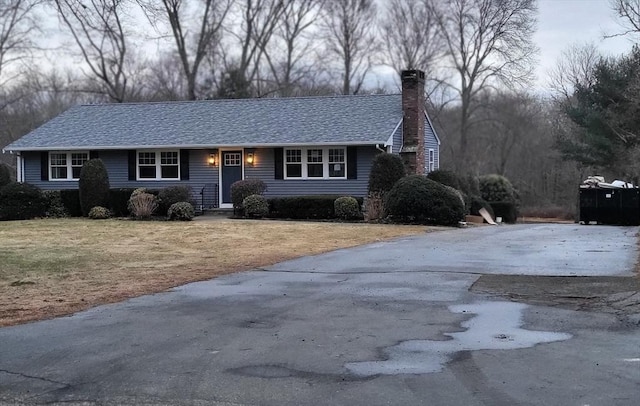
[345,301,572,376]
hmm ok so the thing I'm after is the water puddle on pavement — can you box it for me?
[345,301,572,376]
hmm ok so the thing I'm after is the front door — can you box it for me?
[221,151,243,205]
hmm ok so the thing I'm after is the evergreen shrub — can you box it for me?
[242,194,269,218]
[88,206,111,219]
[0,182,46,220]
[367,153,406,195]
[79,159,110,216]
[167,201,195,221]
[230,179,266,214]
[385,175,464,226]
[158,186,193,215]
[334,196,361,220]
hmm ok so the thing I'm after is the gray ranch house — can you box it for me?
[2,70,440,209]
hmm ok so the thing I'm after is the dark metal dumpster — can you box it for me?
[579,188,640,225]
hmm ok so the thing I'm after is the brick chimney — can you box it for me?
[400,69,426,175]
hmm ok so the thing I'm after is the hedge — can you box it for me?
[267,195,363,219]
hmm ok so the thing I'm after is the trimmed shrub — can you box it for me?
[267,195,364,219]
[129,192,158,220]
[242,194,269,218]
[231,179,267,214]
[489,201,518,224]
[368,153,406,195]
[0,182,47,220]
[0,163,11,187]
[158,185,193,215]
[426,169,461,190]
[167,201,195,221]
[79,159,110,216]
[43,190,68,218]
[479,174,516,203]
[334,196,361,220]
[385,175,464,226]
[59,189,82,217]
[88,206,111,219]
[109,188,137,217]
[469,195,495,219]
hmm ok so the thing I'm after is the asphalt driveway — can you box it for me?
[1,224,639,405]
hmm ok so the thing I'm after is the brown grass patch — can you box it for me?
[0,218,428,326]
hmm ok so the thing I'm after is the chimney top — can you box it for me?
[401,70,425,81]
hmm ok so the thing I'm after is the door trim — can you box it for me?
[218,149,245,209]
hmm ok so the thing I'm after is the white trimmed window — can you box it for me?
[284,147,346,179]
[428,149,435,172]
[50,151,89,180]
[137,150,180,180]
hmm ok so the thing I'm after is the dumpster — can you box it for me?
[579,186,640,225]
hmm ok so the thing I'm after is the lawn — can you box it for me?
[0,218,428,326]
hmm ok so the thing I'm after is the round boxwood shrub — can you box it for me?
[385,175,465,226]
[0,163,12,187]
[242,194,269,218]
[368,153,406,195]
[478,174,516,203]
[0,182,47,220]
[334,196,361,220]
[426,169,461,190]
[231,179,267,213]
[167,201,195,221]
[79,159,110,217]
[158,185,193,215]
[88,206,111,219]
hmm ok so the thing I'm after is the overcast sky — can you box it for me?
[535,0,636,90]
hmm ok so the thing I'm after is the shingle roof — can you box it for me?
[3,94,403,151]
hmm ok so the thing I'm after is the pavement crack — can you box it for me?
[0,368,70,388]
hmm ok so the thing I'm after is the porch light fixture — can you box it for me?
[208,150,218,166]
[245,150,255,166]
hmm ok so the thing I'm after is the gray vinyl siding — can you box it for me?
[22,150,219,201]
[245,146,376,198]
[392,125,402,154]
[425,119,440,171]
[23,146,376,199]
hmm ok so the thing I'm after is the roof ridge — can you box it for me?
[78,93,401,107]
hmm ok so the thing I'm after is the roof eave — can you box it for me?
[3,140,389,152]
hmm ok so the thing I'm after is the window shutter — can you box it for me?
[128,150,136,180]
[180,149,190,180]
[347,146,357,179]
[274,148,284,179]
[89,150,99,160]
[40,152,49,181]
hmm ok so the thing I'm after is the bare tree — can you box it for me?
[54,0,133,102]
[0,0,40,106]
[139,0,233,100]
[548,42,600,102]
[426,0,538,166]
[261,0,323,96]
[222,0,285,96]
[610,0,640,35]
[380,0,443,79]
[320,0,378,95]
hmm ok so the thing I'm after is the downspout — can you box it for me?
[376,144,386,153]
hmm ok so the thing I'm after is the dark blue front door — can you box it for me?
[222,151,243,204]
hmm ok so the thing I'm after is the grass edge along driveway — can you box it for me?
[0,218,433,327]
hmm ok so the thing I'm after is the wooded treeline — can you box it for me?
[0,0,638,215]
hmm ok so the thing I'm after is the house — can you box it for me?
[2,70,440,209]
